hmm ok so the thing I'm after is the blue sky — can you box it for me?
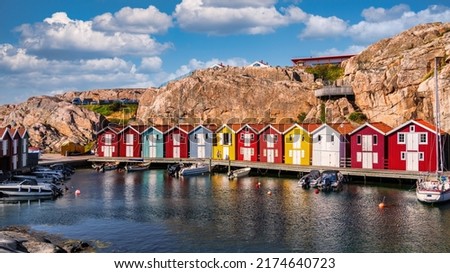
[0,0,449,105]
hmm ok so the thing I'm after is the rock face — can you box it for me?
[136,66,318,125]
[343,22,450,130]
[0,96,102,152]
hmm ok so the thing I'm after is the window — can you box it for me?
[331,135,335,142]
[410,125,415,132]
[356,152,361,162]
[223,133,231,145]
[401,152,406,160]
[419,152,424,161]
[250,133,254,140]
[126,134,134,145]
[318,135,322,142]
[398,133,405,144]
[420,133,427,144]
[373,135,378,145]
[357,135,361,145]
[105,134,112,145]
[301,135,305,142]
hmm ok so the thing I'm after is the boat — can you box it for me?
[317,170,345,192]
[416,57,450,204]
[92,162,120,172]
[228,167,251,179]
[167,163,183,177]
[0,180,62,197]
[12,174,59,184]
[298,170,321,189]
[179,163,210,176]
[125,162,151,172]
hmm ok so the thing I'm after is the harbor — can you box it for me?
[2,167,450,253]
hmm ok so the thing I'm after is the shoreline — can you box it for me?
[0,225,95,253]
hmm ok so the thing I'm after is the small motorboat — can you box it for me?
[0,179,62,197]
[167,163,183,177]
[317,170,345,192]
[93,162,120,172]
[298,170,321,189]
[179,163,210,176]
[125,162,151,172]
[228,167,251,179]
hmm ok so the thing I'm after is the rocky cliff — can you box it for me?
[136,66,318,125]
[1,22,449,152]
[343,22,450,130]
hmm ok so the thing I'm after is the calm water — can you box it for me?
[1,168,450,253]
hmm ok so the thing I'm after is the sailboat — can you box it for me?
[416,56,450,203]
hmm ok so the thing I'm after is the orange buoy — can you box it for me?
[314,189,320,194]
[267,190,272,195]
[378,196,386,208]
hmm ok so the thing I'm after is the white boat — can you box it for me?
[227,167,251,179]
[298,170,321,189]
[416,57,450,204]
[0,180,62,197]
[317,170,345,192]
[179,164,210,176]
[125,162,151,172]
[13,174,58,184]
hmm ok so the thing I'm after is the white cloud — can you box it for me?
[316,45,366,56]
[16,12,172,58]
[361,4,411,22]
[173,0,303,35]
[0,44,157,103]
[300,15,348,39]
[92,5,173,34]
[139,56,163,72]
[299,5,450,44]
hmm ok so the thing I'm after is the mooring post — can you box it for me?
[228,159,231,173]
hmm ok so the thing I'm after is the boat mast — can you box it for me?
[434,57,444,173]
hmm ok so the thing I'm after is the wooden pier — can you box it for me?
[85,156,447,182]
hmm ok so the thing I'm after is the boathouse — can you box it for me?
[189,124,216,159]
[16,127,29,168]
[118,125,146,158]
[164,124,193,158]
[96,125,122,157]
[141,125,168,158]
[311,123,354,167]
[387,119,445,172]
[258,124,287,163]
[284,123,320,165]
[212,124,241,160]
[349,122,392,169]
[236,124,264,162]
[10,128,21,170]
[0,127,13,172]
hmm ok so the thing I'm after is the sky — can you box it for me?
[0,1,449,105]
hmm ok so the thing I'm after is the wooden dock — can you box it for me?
[85,156,447,182]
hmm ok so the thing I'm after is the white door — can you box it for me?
[406,152,419,171]
[126,146,134,157]
[267,134,274,148]
[223,147,229,160]
[293,150,301,165]
[198,146,206,158]
[149,146,157,158]
[173,147,180,158]
[104,146,113,157]
[324,151,339,167]
[197,134,205,145]
[362,152,373,169]
[406,133,419,151]
[244,134,251,147]
[362,135,372,152]
[293,134,301,149]
[267,149,275,163]
[173,134,180,146]
[243,148,252,161]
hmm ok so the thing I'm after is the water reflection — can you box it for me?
[1,168,450,252]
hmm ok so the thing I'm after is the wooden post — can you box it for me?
[228,159,231,173]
